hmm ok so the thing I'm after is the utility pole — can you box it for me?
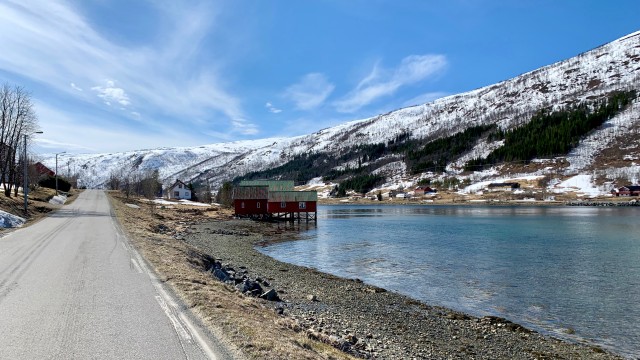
[55,151,66,195]
[23,131,43,214]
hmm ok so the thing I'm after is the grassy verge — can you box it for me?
[0,187,82,230]
[108,191,356,360]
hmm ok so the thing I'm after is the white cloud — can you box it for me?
[265,102,282,114]
[402,92,449,107]
[335,54,447,113]
[0,0,254,150]
[91,80,130,107]
[232,118,259,135]
[284,73,335,110]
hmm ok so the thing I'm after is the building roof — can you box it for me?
[488,182,520,188]
[168,180,189,190]
[233,186,269,200]
[415,186,434,191]
[33,162,55,176]
[239,180,294,191]
[620,185,640,191]
[268,191,318,202]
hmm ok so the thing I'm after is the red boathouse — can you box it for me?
[233,180,318,221]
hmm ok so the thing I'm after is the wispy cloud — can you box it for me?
[0,0,256,149]
[231,119,259,135]
[334,54,447,113]
[284,73,335,110]
[265,102,282,114]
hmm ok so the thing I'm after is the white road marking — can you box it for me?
[155,295,192,342]
[130,258,143,273]
[116,227,219,359]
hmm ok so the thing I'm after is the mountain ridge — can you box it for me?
[43,30,640,196]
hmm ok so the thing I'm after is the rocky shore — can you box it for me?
[182,219,623,359]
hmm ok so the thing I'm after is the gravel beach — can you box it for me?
[184,219,622,360]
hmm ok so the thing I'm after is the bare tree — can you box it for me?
[0,83,38,197]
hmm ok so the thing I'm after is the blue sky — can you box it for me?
[0,0,639,154]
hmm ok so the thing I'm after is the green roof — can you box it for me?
[268,191,318,202]
[238,180,294,191]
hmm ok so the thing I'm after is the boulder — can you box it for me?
[213,268,230,282]
[260,289,280,301]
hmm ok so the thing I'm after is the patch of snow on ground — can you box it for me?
[177,200,211,207]
[460,175,544,194]
[552,174,601,197]
[151,198,211,207]
[49,195,67,205]
[307,177,325,186]
[0,210,25,228]
[152,199,175,205]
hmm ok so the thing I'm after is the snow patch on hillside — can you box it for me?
[552,174,601,197]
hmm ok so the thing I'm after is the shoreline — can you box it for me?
[318,198,639,207]
[185,218,622,359]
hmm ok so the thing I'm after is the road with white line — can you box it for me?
[0,190,232,359]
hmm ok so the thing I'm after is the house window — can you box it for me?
[299,202,306,209]
[174,191,180,197]
[178,184,182,188]
[281,201,286,208]
[256,202,260,209]
[241,202,245,209]
[185,191,190,197]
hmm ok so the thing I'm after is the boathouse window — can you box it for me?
[256,202,261,209]
[299,202,306,209]
[241,202,245,209]
[281,201,286,208]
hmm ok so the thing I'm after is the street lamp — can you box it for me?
[24,131,44,214]
[55,151,66,195]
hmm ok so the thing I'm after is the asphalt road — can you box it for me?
[0,190,232,359]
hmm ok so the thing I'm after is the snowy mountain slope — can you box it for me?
[42,31,640,192]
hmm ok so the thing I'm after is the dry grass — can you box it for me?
[108,192,356,360]
[0,187,81,230]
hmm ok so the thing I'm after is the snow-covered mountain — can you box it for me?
[43,31,640,193]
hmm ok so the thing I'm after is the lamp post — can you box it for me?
[55,151,66,195]
[24,131,44,214]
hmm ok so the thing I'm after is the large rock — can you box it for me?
[260,289,280,301]
[213,268,230,282]
[236,280,263,296]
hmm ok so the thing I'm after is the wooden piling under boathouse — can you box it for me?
[232,180,318,222]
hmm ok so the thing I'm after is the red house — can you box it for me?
[233,180,317,221]
[414,186,436,196]
[33,162,55,177]
[612,185,640,196]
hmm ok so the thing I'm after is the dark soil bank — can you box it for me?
[184,219,621,359]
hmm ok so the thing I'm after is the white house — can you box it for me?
[167,180,191,200]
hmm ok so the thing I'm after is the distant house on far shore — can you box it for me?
[167,180,191,200]
[414,186,436,196]
[487,182,520,191]
[612,185,640,196]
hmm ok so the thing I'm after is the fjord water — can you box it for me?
[259,205,640,357]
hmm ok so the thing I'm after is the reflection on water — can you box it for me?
[258,205,640,357]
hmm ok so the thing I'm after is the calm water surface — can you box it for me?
[258,205,640,357]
